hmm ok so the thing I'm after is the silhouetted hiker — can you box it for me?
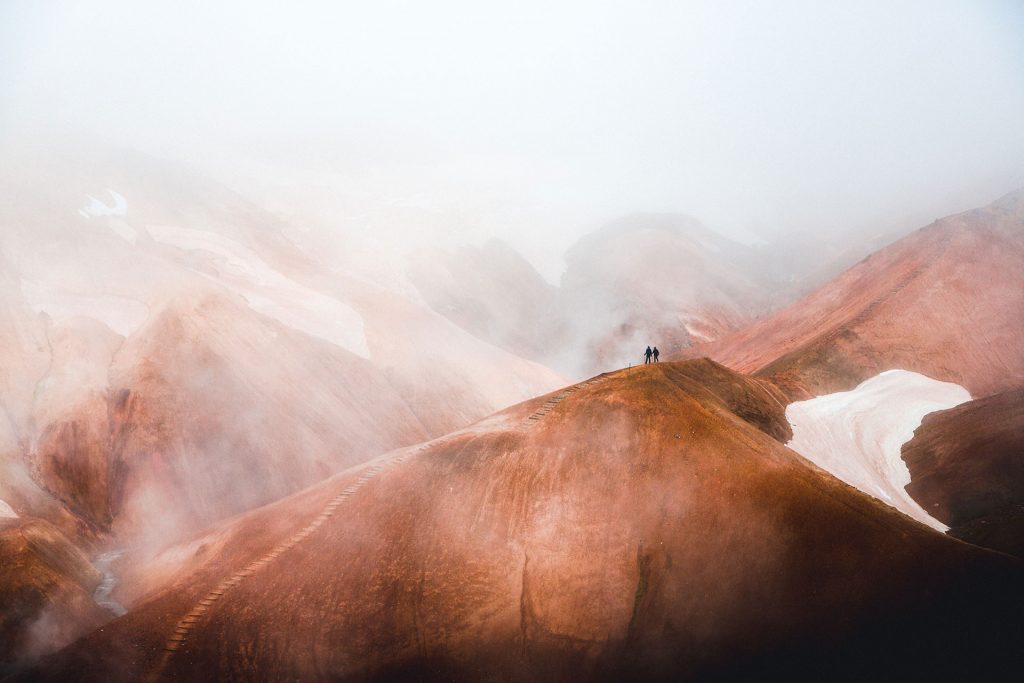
[653,347,660,362]
[644,346,653,364]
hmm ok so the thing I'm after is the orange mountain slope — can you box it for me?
[25,360,1023,682]
[679,190,1024,399]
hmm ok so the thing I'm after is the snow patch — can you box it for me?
[721,226,768,248]
[79,190,136,244]
[147,226,370,358]
[785,370,971,531]
[79,189,127,218]
[19,279,150,337]
[92,549,126,616]
[0,498,17,519]
[678,314,714,343]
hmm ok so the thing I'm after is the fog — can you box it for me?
[2,3,1024,672]
[3,0,1024,279]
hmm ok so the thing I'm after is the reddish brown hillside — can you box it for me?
[23,361,1024,682]
[0,519,107,674]
[680,191,1024,399]
[25,290,431,553]
[903,388,1024,557]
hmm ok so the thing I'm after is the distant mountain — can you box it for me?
[0,519,107,672]
[410,214,797,378]
[558,214,772,373]
[684,190,1024,399]
[407,239,564,363]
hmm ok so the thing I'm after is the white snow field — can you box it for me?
[147,225,370,358]
[78,189,137,243]
[0,498,17,519]
[785,370,971,530]
[79,189,128,218]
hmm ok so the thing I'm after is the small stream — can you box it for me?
[92,549,127,617]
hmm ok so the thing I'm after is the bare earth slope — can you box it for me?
[0,142,565,662]
[0,518,106,673]
[903,388,1024,557]
[25,361,1023,682]
[681,190,1024,399]
[0,142,566,545]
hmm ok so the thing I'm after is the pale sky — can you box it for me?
[2,1,1023,277]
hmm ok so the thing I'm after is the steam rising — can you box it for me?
[1,0,1023,672]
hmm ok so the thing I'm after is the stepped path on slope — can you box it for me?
[816,264,926,346]
[752,256,937,398]
[146,372,613,682]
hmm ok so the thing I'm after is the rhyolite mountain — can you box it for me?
[903,388,1024,558]
[411,214,803,378]
[0,142,565,668]
[4,141,1022,680]
[682,189,1024,400]
[22,361,1024,682]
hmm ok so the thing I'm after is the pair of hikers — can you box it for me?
[644,346,660,364]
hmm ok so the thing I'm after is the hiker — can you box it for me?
[653,347,660,362]
[644,346,653,364]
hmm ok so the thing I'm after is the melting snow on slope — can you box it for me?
[20,280,150,337]
[685,322,714,343]
[92,549,127,616]
[79,190,128,218]
[785,370,971,531]
[79,190,137,244]
[0,498,17,519]
[147,226,370,358]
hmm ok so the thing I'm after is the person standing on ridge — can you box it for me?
[644,346,653,364]
[653,347,660,363]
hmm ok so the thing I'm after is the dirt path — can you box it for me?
[816,262,930,347]
[520,373,610,427]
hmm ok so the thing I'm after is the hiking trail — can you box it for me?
[148,371,614,680]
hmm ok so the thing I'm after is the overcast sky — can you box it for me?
[2,1,1023,276]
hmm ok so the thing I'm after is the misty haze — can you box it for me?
[1,1,1023,681]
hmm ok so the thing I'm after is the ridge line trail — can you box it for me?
[769,261,932,361]
[520,372,612,426]
[776,236,949,353]
[147,371,615,681]
[819,263,927,345]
